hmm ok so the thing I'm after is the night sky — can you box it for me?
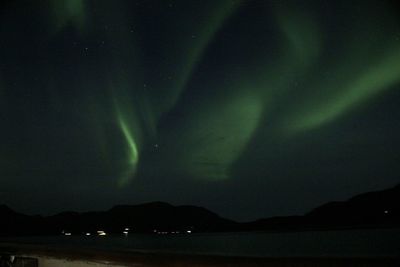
[1,0,400,221]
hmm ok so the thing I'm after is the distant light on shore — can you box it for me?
[97,230,107,236]
[155,230,192,235]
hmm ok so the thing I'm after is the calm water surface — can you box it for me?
[1,228,399,257]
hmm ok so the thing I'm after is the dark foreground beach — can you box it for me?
[1,243,399,267]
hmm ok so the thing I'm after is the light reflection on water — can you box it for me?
[1,228,399,257]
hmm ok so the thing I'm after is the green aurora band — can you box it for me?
[117,113,139,187]
[175,91,263,180]
[49,0,86,32]
[288,48,400,133]
[109,1,242,183]
[157,0,241,116]
[27,0,400,186]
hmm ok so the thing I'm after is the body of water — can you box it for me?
[1,228,399,258]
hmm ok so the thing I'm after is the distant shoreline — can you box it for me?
[1,224,399,238]
[2,184,399,236]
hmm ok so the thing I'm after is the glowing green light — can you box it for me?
[115,105,140,187]
[288,47,400,133]
[49,0,86,32]
[276,3,320,67]
[118,116,139,166]
[176,91,262,180]
[156,0,240,117]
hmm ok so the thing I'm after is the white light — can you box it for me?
[64,232,71,236]
[123,231,129,235]
[384,210,389,214]
[125,228,130,231]
[186,230,192,234]
[86,233,91,236]
[97,230,106,236]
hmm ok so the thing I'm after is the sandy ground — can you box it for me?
[35,256,128,267]
[1,242,399,267]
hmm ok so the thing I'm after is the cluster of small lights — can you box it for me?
[123,227,130,235]
[155,230,192,235]
[63,228,132,236]
[97,230,107,236]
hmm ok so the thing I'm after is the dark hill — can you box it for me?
[304,184,400,227]
[0,202,236,236]
[244,184,400,231]
[1,184,399,236]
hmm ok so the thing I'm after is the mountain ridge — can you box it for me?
[1,184,399,236]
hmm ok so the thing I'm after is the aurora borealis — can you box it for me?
[1,0,400,220]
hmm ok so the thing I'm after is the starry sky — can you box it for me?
[1,0,400,221]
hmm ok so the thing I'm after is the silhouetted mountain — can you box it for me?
[1,185,399,236]
[304,184,400,226]
[0,205,41,235]
[0,202,236,236]
[244,184,400,231]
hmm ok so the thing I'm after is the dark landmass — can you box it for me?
[1,184,399,236]
[0,201,236,236]
[241,184,400,231]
